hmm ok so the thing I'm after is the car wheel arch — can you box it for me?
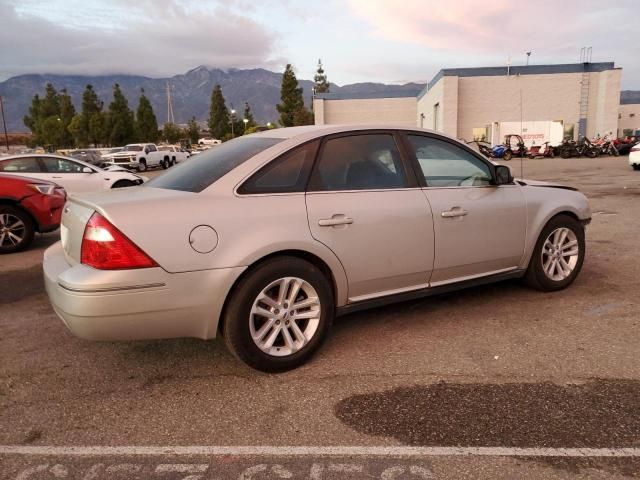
[522,209,584,269]
[0,199,41,232]
[217,249,342,336]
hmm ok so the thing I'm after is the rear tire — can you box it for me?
[0,206,35,254]
[632,164,640,171]
[524,214,585,292]
[222,256,334,372]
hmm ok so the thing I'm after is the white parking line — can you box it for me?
[1,446,640,457]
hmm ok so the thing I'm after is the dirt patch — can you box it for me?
[335,380,640,448]
[0,265,44,304]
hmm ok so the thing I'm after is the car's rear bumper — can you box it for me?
[43,241,245,341]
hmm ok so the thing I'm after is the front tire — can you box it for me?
[503,150,513,161]
[137,159,147,172]
[222,256,334,372]
[524,214,585,292]
[0,206,35,254]
[111,180,136,188]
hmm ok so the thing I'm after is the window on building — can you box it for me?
[563,123,575,141]
[433,103,440,131]
[473,127,490,142]
[630,113,636,118]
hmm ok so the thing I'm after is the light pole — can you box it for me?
[243,118,248,134]
[230,109,236,138]
[0,96,9,152]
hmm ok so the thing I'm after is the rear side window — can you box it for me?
[146,137,284,192]
[238,140,319,194]
[0,157,41,173]
[309,134,407,191]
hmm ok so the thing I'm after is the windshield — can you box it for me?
[146,137,284,192]
[123,145,143,152]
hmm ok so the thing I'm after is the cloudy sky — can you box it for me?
[2,0,639,88]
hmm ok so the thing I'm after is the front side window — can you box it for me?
[40,157,86,173]
[146,136,284,192]
[239,140,319,194]
[309,134,407,191]
[0,157,41,173]
[408,135,492,187]
[146,145,157,152]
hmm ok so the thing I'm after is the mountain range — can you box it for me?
[0,66,425,132]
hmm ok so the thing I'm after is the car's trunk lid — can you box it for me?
[60,187,192,265]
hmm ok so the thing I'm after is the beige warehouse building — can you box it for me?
[314,62,624,145]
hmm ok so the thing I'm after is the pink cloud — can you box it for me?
[347,0,631,54]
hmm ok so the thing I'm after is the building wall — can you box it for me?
[588,69,622,138]
[456,73,583,143]
[416,77,459,137]
[313,97,417,126]
[618,104,640,136]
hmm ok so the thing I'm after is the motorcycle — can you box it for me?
[557,137,599,158]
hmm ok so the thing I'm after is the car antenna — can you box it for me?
[519,88,524,180]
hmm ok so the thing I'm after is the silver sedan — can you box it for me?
[43,125,591,371]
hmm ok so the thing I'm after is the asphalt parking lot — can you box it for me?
[1,156,639,479]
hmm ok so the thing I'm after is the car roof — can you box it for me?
[0,153,97,170]
[251,124,460,143]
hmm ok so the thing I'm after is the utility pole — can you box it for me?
[166,82,175,124]
[0,96,9,151]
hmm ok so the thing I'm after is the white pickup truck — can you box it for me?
[103,143,170,172]
[158,145,190,164]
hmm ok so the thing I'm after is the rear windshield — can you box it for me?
[145,137,284,192]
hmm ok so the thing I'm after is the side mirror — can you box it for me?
[82,166,94,174]
[494,165,513,185]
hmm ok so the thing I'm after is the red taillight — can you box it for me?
[81,212,157,270]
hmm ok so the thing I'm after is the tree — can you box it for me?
[208,85,230,140]
[107,83,135,146]
[135,88,158,142]
[186,117,200,144]
[313,58,330,93]
[162,122,182,144]
[22,83,76,148]
[293,108,314,126]
[78,85,103,147]
[58,89,76,147]
[242,102,257,132]
[277,64,305,127]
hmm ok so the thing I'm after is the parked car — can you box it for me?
[158,145,190,165]
[629,144,640,170]
[615,136,640,156]
[69,149,105,167]
[43,125,591,372]
[102,143,168,171]
[0,173,66,253]
[0,154,146,193]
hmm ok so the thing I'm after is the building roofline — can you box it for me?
[314,91,421,101]
[418,62,617,99]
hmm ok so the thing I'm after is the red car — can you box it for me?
[0,173,66,253]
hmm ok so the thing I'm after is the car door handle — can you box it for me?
[51,176,63,179]
[318,215,354,227]
[441,207,468,218]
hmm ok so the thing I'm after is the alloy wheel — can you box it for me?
[0,213,26,248]
[249,276,321,357]
[541,227,579,281]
